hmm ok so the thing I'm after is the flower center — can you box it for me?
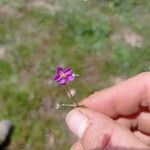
[60,73,67,78]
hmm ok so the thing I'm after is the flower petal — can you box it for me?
[56,67,64,74]
[67,75,75,82]
[52,74,60,81]
[58,78,67,85]
[65,68,72,76]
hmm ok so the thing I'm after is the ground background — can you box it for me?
[0,0,150,149]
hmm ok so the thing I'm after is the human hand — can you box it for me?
[66,72,150,150]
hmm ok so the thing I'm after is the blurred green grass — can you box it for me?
[0,0,150,149]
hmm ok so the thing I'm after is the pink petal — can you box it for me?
[64,68,71,72]
[59,78,67,85]
[52,74,61,81]
[56,67,64,74]
[65,68,72,76]
[67,75,75,81]
[52,74,59,80]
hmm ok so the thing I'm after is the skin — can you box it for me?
[66,72,150,150]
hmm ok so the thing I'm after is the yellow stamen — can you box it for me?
[60,73,66,78]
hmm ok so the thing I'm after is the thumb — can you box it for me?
[66,108,149,150]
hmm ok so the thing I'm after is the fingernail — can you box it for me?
[66,109,89,138]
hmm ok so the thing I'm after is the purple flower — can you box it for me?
[52,67,75,85]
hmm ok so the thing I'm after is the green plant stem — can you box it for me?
[65,84,86,108]
[65,84,77,105]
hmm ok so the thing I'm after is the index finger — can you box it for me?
[79,72,150,118]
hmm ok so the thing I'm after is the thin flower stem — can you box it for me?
[65,84,77,105]
[65,84,86,108]
[60,103,76,107]
[55,103,76,109]
[65,85,73,98]
[55,103,86,109]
